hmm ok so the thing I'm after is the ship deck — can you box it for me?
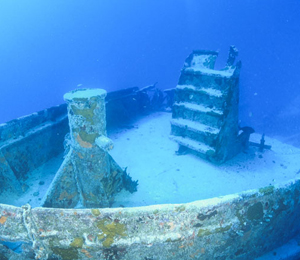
[2,111,300,210]
[1,111,300,259]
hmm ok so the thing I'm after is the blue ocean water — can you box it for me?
[0,0,299,142]
[1,2,300,258]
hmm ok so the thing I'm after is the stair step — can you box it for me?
[184,67,235,78]
[174,102,223,116]
[176,85,223,98]
[170,135,215,154]
[171,118,220,135]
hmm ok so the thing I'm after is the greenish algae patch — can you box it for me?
[71,102,97,124]
[197,224,232,237]
[96,219,127,248]
[247,202,264,220]
[165,237,181,243]
[51,247,79,260]
[70,237,84,248]
[175,205,186,212]
[197,229,212,237]
[259,186,275,195]
[215,224,232,233]
[153,209,159,214]
[91,209,101,216]
[79,131,99,144]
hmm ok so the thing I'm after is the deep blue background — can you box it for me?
[0,0,299,140]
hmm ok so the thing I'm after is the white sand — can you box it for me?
[1,111,300,258]
[0,154,63,207]
[176,85,223,97]
[109,112,300,208]
[1,111,300,210]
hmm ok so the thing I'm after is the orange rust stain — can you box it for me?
[87,234,94,242]
[179,245,185,249]
[0,216,7,225]
[60,212,64,216]
[81,249,93,258]
[74,211,77,215]
[76,134,92,148]
[58,191,77,201]
[77,152,84,159]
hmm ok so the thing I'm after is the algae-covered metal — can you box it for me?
[0,77,298,259]
[0,87,145,200]
[1,178,300,259]
[0,104,68,196]
[42,89,136,208]
[171,46,243,163]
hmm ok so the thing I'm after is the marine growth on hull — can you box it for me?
[42,88,138,209]
[1,47,300,260]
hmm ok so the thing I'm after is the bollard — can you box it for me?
[42,88,136,208]
[64,88,109,149]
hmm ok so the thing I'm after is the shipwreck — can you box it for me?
[0,46,300,260]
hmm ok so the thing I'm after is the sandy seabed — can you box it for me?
[1,111,300,209]
[1,111,300,259]
[109,112,300,208]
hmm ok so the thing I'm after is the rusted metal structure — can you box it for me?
[1,179,300,259]
[42,89,135,208]
[171,46,243,163]
[0,53,300,259]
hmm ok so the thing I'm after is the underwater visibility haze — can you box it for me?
[0,0,300,144]
[1,1,300,259]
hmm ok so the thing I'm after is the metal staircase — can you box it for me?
[170,46,242,163]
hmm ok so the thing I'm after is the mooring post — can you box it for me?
[42,88,137,208]
[64,88,115,207]
[64,89,110,150]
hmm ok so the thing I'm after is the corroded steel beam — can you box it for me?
[1,178,300,259]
